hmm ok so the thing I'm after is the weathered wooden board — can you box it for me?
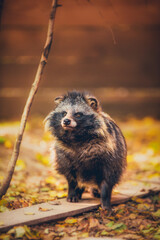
[0,180,159,232]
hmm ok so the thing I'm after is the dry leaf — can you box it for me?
[48,200,61,205]
[89,217,100,229]
[39,207,53,212]
[24,212,35,215]
[65,218,77,224]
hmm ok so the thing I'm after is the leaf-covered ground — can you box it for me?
[0,117,160,240]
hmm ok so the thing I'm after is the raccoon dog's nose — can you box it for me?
[63,118,71,126]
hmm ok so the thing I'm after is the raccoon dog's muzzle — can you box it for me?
[61,112,77,130]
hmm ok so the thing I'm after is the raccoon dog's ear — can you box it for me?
[54,95,64,105]
[86,96,100,112]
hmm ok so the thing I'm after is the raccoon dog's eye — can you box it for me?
[62,111,67,117]
[74,112,83,118]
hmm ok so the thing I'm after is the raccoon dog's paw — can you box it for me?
[77,187,85,200]
[67,187,85,202]
[91,188,100,198]
[101,206,113,216]
[67,194,79,202]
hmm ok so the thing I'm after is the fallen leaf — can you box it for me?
[36,153,50,166]
[111,222,127,231]
[48,200,61,205]
[4,140,12,149]
[24,212,36,215]
[148,173,160,179]
[0,206,9,212]
[128,213,137,219]
[141,227,154,234]
[0,199,8,206]
[56,184,67,191]
[57,192,67,198]
[88,217,100,229]
[7,228,15,234]
[0,136,6,144]
[152,209,160,218]
[78,232,89,238]
[122,233,141,239]
[154,234,160,240]
[44,228,49,234]
[100,230,109,236]
[15,226,26,238]
[40,187,50,192]
[45,176,57,185]
[65,218,77,224]
[49,191,58,198]
[132,197,144,203]
[105,221,114,228]
[137,203,151,211]
[0,234,10,240]
[15,159,26,171]
[39,207,53,212]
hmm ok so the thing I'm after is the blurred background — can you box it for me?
[0,0,160,120]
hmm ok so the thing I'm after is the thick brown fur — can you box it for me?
[45,91,127,211]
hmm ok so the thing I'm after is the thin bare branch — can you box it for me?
[87,0,117,45]
[0,0,58,198]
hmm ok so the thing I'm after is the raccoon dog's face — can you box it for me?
[45,91,102,143]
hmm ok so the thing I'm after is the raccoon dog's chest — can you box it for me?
[55,141,105,184]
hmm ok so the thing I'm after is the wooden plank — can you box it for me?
[0,198,100,232]
[0,180,159,232]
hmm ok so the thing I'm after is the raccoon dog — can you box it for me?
[45,91,127,211]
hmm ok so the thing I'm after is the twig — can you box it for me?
[0,0,58,198]
[87,0,117,45]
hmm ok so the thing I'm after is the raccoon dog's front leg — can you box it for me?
[67,176,85,202]
[67,177,79,202]
[100,180,113,212]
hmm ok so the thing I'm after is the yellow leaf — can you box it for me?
[152,209,160,218]
[131,181,138,186]
[0,176,4,182]
[48,200,61,205]
[127,155,134,162]
[24,212,35,215]
[101,230,109,236]
[143,117,154,126]
[39,207,53,212]
[56,184,67,191]
[45,176,57,185]
[15,226,26,238]
[148,173,160,179]
[49,191,57,198]
[36,153,50,166]
[15,159,26,171]
[89,217,100,229]
[0,221,4,226]
[79,232,89,238]
[128,213,137,219]
[131,197,144,203]
[43,132,52,141]
[139,224,145,231]
[65,218,77,224]
[57,192,67,198]
[4,140,12,149]
[137,203,150,211]
[113,189,120,194]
